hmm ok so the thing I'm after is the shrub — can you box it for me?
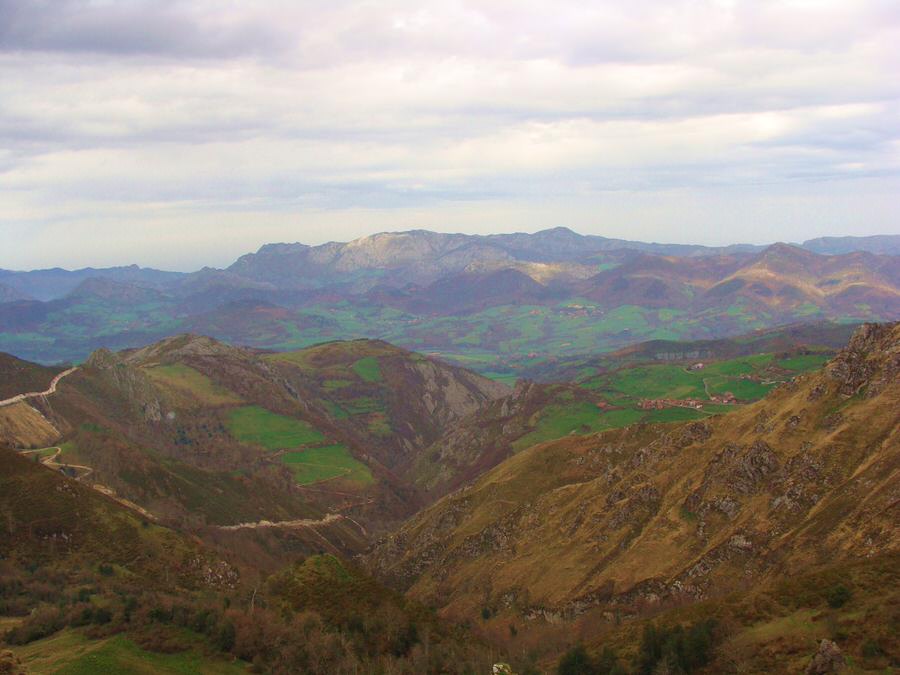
[4,604,65,644]
[215,620,236,652]
[637,619,716,674]
[825,584,851,608]
[92,607,112,625]
[558,644,596,675]
[861,639,883,658]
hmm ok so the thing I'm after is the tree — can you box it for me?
[558,644,597,675]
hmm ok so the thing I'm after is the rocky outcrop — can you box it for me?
[806,639,845,674]
[827,322,899,397]
[85,348,163,422]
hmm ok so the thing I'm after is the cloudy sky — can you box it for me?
[1,0,898,271]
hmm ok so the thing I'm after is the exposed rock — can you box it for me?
[0,649,24,675]
[806,639,845,674]
[827,322,895,397]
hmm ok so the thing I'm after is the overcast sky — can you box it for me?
[1,0,899,271]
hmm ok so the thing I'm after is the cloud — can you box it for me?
[0,0,898,270]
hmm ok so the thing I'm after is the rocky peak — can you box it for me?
[85,347,123,370]
[827,322,899,397]
[123,333,245,366]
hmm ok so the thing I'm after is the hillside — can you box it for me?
[408,331,842,500]
[0,353,63,399]
[0,282,30,303]
[0,446,247,672]
[265,339,509,471]
[0,447,490,674]
[368,322,899,669]
[0,335,509,556]
[802,234,900,256]
[516,320,857,383]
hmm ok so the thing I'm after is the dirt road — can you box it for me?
[0,367,78,408]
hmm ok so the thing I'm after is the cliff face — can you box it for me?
[368,323,899,624]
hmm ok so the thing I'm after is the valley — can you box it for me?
[1,318,897,672]
[5,2,898,669]
[1,230,897,674]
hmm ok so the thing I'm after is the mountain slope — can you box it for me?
[368,323,899,643]
[0,335,509,550]
[265,338,510,471]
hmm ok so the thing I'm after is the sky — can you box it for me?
[1,0,899,271]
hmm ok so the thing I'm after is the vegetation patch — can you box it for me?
[11,630,245,675]
[512,402,609,452]
[281,444,373,485]
[144,364,242,406]
[351,356,382,382]
[225,405,324,450]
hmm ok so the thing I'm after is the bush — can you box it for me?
[638,619,716,674]
[558,644,596,675]
[215,620,236,652]
[861,639,883,658]
[825,584,851,608]
[558,644,623,675]
[4,604,65,644]
[92,607,112,625]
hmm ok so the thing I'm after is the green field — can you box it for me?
[225,406,372,487]
[282,444,373,485]
[596,364,708,399]
[581,352,824,404]
[351,356,382,382]
[226,406,325,450]
[776,353,831,371]
[506,350,834,453]
[145,364,242,406]
[11,630,246,675]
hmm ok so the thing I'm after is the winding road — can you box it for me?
[0,367,78,408]
[5,364,366,538]
[20,446,93,480]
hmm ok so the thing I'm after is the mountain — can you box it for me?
[0,335,508,548]
[0,282,30,303]
[0,264,184,302]
[0,352,64,399]
[0,445,248,671]
[1,231,897,368]
[66,277,167,304]
[226,228,764,292]
[368,322,899,669]
[802,234,900,256]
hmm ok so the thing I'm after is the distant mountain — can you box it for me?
[226,228,765,292]
[0,282,31,303]
[1,230,897,367]
[66,277,167,304]
[802,234,900,256]
[0,264,184,301]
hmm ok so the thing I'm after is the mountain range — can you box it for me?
[1,229,898,369]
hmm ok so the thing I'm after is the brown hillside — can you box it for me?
[368,323,899,634]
